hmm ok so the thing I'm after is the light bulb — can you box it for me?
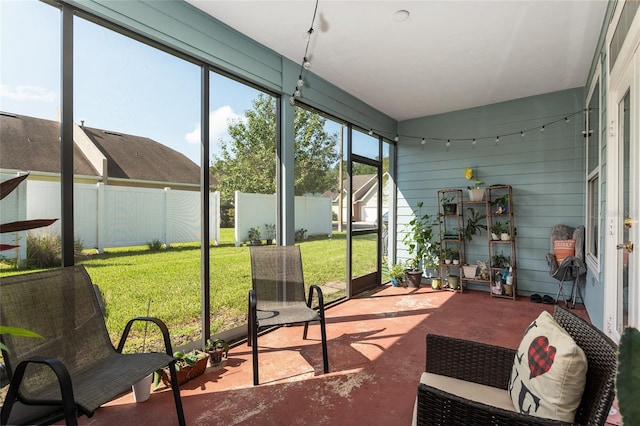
[472,138,477,145]
[421,138,426,145]
[520,131,525,138]
[495,136,500,144]
[303,58,311,69]
[564,117,570,123]
[289,96,296,106]
[540,126,545,132]
[394,135,399,142]
[446,140,451,147]
[368,129,373,136]
[294,88,301,97]
[297,77,304,87]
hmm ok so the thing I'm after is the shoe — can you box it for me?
[530,294,542,303]
[542,295,556,304]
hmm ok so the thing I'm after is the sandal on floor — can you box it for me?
[542,295,556,304]
[530,294,542,303]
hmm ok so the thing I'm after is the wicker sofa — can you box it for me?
[414,306,617,425]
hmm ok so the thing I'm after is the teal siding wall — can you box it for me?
[397,88,586,297]
[66,0,396,134]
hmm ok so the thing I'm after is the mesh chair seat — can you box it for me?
[248,245,329,385]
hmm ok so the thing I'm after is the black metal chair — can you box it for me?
[546,224,587,308]
[0,266,185,426]
[248,245,329,385]
[415,306,617,425]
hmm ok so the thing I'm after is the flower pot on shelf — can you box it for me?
[443,203,457,215]
[503,283,513,296]
[500,233,510,241]
[468,188,485,202]
[462,265,477,278]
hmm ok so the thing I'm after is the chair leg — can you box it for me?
[252,316,259,385]
[167,362,186,426]
[320,316,329,374]
[303,322,309,339]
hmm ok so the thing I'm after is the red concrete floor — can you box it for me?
[73,285,615,426]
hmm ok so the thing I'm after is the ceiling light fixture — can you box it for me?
[392,9,410,22]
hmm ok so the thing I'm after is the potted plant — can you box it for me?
[462,207,487,242]
[248,226,262,246]
[155,349,209,388]
[402,201,438,288]
[205,338,230,366]
[443,246,453,264]
[464,167,484,201]
[263,223,276,245]
[491,252,510,269]
[492,193,509,214]
[388,262,405,287]
[441,194,457,215]
[451,249,460,265]
[490,221,508,240]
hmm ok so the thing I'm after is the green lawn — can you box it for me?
[14,229,378,353]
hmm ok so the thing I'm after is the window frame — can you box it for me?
[585,71,601,272]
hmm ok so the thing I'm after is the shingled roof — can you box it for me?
[1,112,204,186]
[0,112,97,176]
[82,126,199,184]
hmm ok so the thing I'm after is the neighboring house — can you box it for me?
[323,173,389,222]
[0,112,212,190]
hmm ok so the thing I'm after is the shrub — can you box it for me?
[25,232,85,268]
[295,228,307,241]
[148,239,165,251]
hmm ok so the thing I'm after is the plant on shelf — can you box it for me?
[492,193,509,214]
[462,207,487,242]
[402,201,438,287]
[490,221,509,240]
[441,194,457,215]
[491,252,511,269]
[464,167,484,201]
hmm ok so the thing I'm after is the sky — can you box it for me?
[0,0,353,167]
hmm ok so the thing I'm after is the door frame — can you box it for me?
[605,4,640,337]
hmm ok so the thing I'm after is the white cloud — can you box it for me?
[185,105,245,145]
[0,84,56,102]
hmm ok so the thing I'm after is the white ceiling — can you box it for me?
[187,0,608,121]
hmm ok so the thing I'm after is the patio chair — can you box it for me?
[546,224,587,308]
[414,306,617,425]
[0,266,185,426]
[248,245,329,385]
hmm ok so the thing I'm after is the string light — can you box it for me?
[368,129,374,136]
[290,0,319,105]
[370,109,583,149]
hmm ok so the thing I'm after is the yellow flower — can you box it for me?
[464,167,473,180]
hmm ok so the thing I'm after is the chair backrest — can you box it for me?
[0,266,115,397]
[250,246,306,308]
[553,306,617,426]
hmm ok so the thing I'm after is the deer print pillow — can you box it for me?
[508,310,588,422]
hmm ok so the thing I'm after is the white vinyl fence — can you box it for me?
[1,174,220,262]
[234,191,332,246]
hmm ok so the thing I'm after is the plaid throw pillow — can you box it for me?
[508,311,588,422]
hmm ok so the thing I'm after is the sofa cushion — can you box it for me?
[508,311,587,422]
[412,372,515,425]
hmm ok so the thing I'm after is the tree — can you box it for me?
[211,94,339,205]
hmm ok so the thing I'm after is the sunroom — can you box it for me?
[0,0,638,424]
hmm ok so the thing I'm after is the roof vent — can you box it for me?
[103,130,122,137]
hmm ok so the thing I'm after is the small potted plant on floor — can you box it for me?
[205,338,230,366]
[388,262,405,287]
[263,223,276,245]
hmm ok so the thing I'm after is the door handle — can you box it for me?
[616,241,634,252]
